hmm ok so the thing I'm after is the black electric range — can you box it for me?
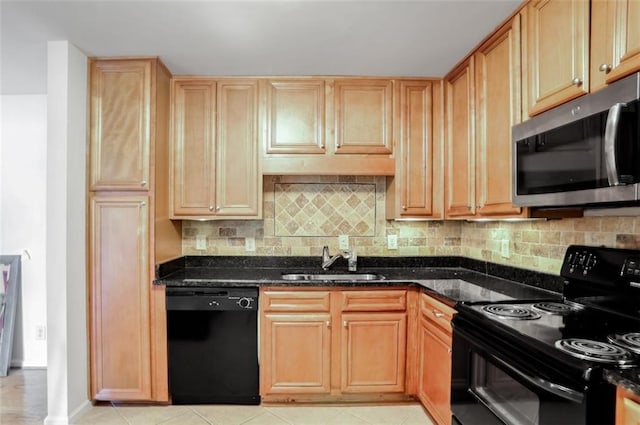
[451,245,640,425]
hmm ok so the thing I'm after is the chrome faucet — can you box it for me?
[321,246,357,271]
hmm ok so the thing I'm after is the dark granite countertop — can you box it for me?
[155,255,564,307]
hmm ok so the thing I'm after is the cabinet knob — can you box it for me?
[209,205,214,211]
[216,206,221,212]
[326,321,331,328]
[448,348,452,355]
[140,180,147,187]
[402,205,407,211]
[343,320,348,328]
[572,77,583,86]
[432,309,445,318]
[599,64,612,73]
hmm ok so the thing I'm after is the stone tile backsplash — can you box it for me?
[182,176,640,275]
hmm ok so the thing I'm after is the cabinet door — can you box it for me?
[397,80,435,217]
[90,194,151,401]
[334,79,393,155]
[341,312,406,393]
[475,15,524,217]
[617,386,640,425]
[90,60,151,191]
[525,0,589,116]
[216,80,261,217]
[607,0,640,83]
[418,317,452,425]
[171,80,216,216]
[265,79,325,154]
[590,0,617,91]
[261,314,331,395]
[445,58,475,218]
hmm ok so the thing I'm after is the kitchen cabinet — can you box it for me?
[616,386,640,425]
[523,0,589,116]
[444,57,475,218]
[606,0,640,84]
[89,195,152,400]
[89,59,152,191]
[386,80,444,219]
[88,58,181,402]
[170,78,262,219]
[261,78,396,176]
[418,293,455,425]
[474,14,526,218]
[260,288,410,403]
[260,291,332,396]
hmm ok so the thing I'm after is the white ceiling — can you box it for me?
[0,0,521,95]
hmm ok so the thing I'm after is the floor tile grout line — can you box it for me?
[109,402,134,425]
[187,406,217,425]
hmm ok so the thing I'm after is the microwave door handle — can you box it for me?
[604,103,625,186]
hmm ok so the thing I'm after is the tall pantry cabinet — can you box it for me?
[88,58,182,401]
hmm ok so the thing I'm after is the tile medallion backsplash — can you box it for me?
[182,176,640,276]
[274,182,376,237]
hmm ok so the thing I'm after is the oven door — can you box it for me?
[451,316,614,425]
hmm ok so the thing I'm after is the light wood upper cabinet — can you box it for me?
[590,0,617,91]
[171,80,216,216]
[341,312,406,393]
[475,14,525,218]
[607,0,640,83]
[89,60,151,191]
[387,80,443,219]
[216,80,261,216]
[262,78,396,176]
[90,194,151,401]
[170,78,262,219]
[445,58,475,218]
[265,79,326,154]
[333,79,394,155]
[524,0,589,116]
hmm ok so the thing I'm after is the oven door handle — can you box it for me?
[483,347,585,404]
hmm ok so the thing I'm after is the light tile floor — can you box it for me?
[0,368,435,425]
[74,403,435,425]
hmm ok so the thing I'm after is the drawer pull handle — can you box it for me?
[432,309,445,318]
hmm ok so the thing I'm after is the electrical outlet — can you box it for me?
[501,240,510,258]
[35,325,46,341]
[196,235,207,250]
[387,234,398,250]
[338,235,349,250]
[245,237,256,252]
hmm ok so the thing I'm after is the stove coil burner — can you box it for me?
[482,304,541,320]
[531,302,576,315]
[555,338,637,365]
[608,333,640,355]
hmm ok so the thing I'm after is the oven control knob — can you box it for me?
[237,297,253,309]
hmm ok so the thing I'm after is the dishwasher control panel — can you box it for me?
[166,287,258,311]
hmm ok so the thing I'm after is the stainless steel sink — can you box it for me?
[281,273,385,281]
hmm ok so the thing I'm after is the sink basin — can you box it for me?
[281,273,385,281]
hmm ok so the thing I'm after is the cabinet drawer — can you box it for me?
[341,290,406,312]
[421,293,455,334]
[262,290,331,312]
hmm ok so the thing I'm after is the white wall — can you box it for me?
[0,94,48,368]
[45,41,89,425]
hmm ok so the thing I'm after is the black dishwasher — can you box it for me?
[166,286,260,405]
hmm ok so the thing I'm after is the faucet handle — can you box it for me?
[322,245,330,261]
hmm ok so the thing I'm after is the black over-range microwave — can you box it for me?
[512,72,640,208]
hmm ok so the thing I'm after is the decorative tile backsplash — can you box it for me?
[182,176,640,276]
[274,182,376,237]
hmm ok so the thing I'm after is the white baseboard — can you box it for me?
[44,400,91,425]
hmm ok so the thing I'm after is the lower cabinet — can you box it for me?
[260,288,409,402]
[616,386,640,425]
[418,293,456,425]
